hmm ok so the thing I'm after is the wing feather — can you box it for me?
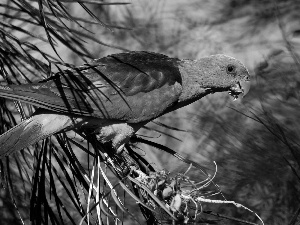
[0,51,183,123]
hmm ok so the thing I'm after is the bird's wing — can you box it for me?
[0,52,183,123]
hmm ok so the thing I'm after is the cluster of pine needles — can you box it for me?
[92,148,265,225]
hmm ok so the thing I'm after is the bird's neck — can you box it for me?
[176,59,213,107]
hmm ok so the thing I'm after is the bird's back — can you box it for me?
[0,51,183,123]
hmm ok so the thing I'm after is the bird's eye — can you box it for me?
[226,64,236,74]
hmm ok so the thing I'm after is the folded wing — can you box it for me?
[0,52,183,123]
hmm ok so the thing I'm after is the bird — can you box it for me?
[0,51,250,157]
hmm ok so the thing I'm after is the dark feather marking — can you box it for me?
[110,55,151,77]
[108,55,162,96]
[105,52,182,95]
[88,66,132,114]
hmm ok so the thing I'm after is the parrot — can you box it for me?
[0,51,250,157]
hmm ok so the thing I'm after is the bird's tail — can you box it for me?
[0,114,73,157]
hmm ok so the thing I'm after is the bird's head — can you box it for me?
[180,54,250,101]
[209,54,250,99]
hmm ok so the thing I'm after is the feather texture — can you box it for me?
[0,52,183,122]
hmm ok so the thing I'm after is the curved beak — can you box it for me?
[239,80,251,97]
[229,79,251,100]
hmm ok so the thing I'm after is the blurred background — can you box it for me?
[0,0,300,224]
